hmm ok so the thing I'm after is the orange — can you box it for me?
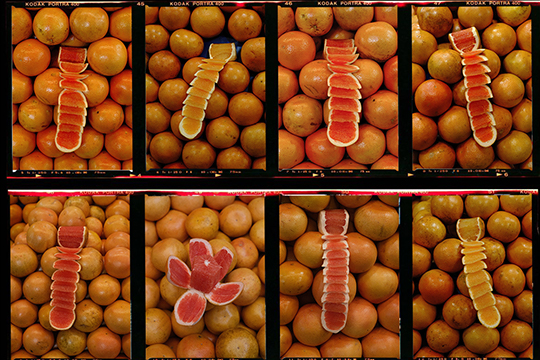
[88,150,122,170]
[278,31,316,71]
[180,57,204,83]
[277,6,295,37]
[147,74,159,103]
[457,6,494,30]
[104,246,130,278]
[294,7,333,37]
[240,122,266,158]
[347,232,377,273]
[190,7,225,39]
[228,9,262,42]
[491,73,525,108]
[493,263,525,297]
[299,60,332,100]
[11,7,33,45]
[73,126,104,159]
[109,7,132,42]
[110,69,133,106]
[363,89,398,130]
[483,49,502,80]
[354,199,399,241]
[181,139,216,169]
[496,5,531,27]
[205,116,240,149]
[88,98,124,134]
[33,7,70,45]
[278,129,304,169]
[305,128,345,168]
[346,123,386,165]
[383,55,398,93]
[427,49,463,84]
[487,210,521,243]
[158,78,189,112]
[418,269,454,305]
[377,291,399,333]
[241,37,266,73]
[82,71,109,107]
[149,131,183,165]
[442,294,476,330]
[412,63,426,93]
[357,262,399,304]
[217,61,250,94]
[146,102,171,135]
[415,79,453,117]
[500,194,532,218]
[87,327,122,358]
[169,28,204,60]
[511,98,532,133]
[12,123,36,158]
[147,50,181,82]
[417,6,453,38]
[503,50,531,81]
[516,19,531,52]
[54,153,88,171]
[495,130,532,165]
[506,236,532,269]
[145,24,170,54]
[355,21,397,62]
[426,319,460,353]
[375,6,398,28]
[105,125,133,161]
[411,29,438,65]
[492,104,513,139]
[13,39,51,77]
[361,326,399,358]
[177,333,215,358]
[292,303,331,346]
[88,37,128,76]
[70,7,109,43]
[228,92,264,127]
[455,136,495,169]
[22,323,55,356]
[320,333,362,358]
[278,66,299,104]
[206,87,229,119]
[333,6,374,31]
[18,96,53,133]
[482,22,517,57]
[103,299,130,335]
[158,6,190,31]
[438,105,472,144]
[433,238,463,273]
[12,68,33,105]
[282,94,322,137]
[513,289,532,323]
[351,59,384,98]
[412,112,437,151]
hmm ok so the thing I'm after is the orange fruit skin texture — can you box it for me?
[145,5,266,171]
[11,6,133,171]
[279,6,399,171]
[280,195,400,358]
[10,194,131,358]
[143,195,265,358]
[413,5,532,171]
[412,194,533,358]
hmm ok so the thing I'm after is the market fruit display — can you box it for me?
[278,6,398,170]
[144,194,265,358]
[11,6,133,171]
[279,194,400,357]
[412,5,532,170]
[145,5,266,171]
[412,194,533,358]
[10,194,131,358]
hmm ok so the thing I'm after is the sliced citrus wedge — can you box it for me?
[464,260,487,274]
[473,126,497,148]
[470,112,496,131]
[465,85,493,102]
[199,59,227,72]
[187,86,213,100]
[472,291,496,310]
[328,109,360,123]
[325,39,355,48]
[190,77,216,94]
[456,217,485,242]
[462,252,487,265]
[327,120,359,148]
[327,87,362,99]
[58,89,88,108]
[55,123,83,152]
[182,105,205,122]
[477,305,501,328]
[467,99,493,117]
[328,97,361,113]
[209,43,236,62]
[58,46,87,63]
[465,269,491,288]
[463,63,491,77]
[58,104,87,116]
[183,94,208,110]
[460,245,485,255]
[449,27,481,53]
[327,53,360,65]
[327,64,360,74]
[328,73,361,89]
[57,112,86,127]
[325,46,357,55]
[468,280,493,300]
[179,117,204,140]
[464,74,491,88]
[461,54,488,66]
[59,78,89,92]
[194,69,220,83]
[59,61,88,74]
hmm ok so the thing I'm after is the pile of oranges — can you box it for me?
[144,194,265,358]
[278,6,398,170]
[10,194,131,358]
[145,6,266,171]
[412,5,532,170]
[412,194,533,357]
[12,6,133,171]
[279,195,400,357]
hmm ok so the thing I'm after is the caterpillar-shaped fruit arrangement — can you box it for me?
[449,27,497,148]
[49,226,87,331]
[55,47,89,153]
[323,39,362,147]
[179,43,236,140]
[456,217,501,328]
[318,209,350,333]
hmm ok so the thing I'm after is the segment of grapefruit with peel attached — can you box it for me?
[465,85,493,102]
[328,97,361,113]
[467,99,493,117]
[326,53,360,66]
[477,305,501,328]
[318,209,349,236]
[58,89,88,108]
[208,42,236,62]
[463,63,491,77]
[473,126,497,147]
[449,27,481,53]
[205,281,244,305]
[57,226,87,249]
[464,74,491,88]
[49,306,76,331]
[55,123,84,152]
[173,289,207,326]
[461,53,488,65]
[327,73,361,90]
[327,64,360,74]
[59,62,88,74]
[59,46,87,63]
[456,217,485,242]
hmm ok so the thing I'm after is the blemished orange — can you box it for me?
[363,89,398,130]
[282,94,322,137]
[86,327,122,358]
[33,7,70,45]
[240,37,266,73]
[182,139,216,169]
[110,69,133,106]
[294,7,333,37]
[333,6,374,31]
[277,6,295,37]
[13,38,51,77]
[456,137,495,169]
[278,66,299,104]
[346,123,386,165]
[158,78,189,112]
[13,123,36,158]
[278,31,316,71]
[418,269,454,305]
[145,24,170,53]
[418,141,456,169]
[149,131,183,165]
[438,105,472,144]
[17,96,53,133]
[158,6,190,31]
[87,37,128,76]
[252,71,266,102]
[69,7,109,43]
[20,150,54,170]
[12,68,34,105]
[147,50,181,82]
[383,55,398,93]
[415,79,453,117]
[105,125,133,161]
[88,98,124,134]
[36,124,64,158]
[278,129,304,169]
[227,8,263,42]
[146,102,171,135]
[299,60,332,100]
[11,6,33,45]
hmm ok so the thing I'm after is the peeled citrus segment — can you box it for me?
[328,73,361,89]
[465,85,493,102]
[208,42,236,62]
[325,39,356,48]
[58,46,87,63]
[467,99,493,117]
[58,104,88,116]
[58,89,88,108]
[457,217,485,242]
[472,291,496,310]
[328,97,362,113]
[462,252,487,265]
[198,59,227,72]
[470,112,496,131]
[468,280,493,300]
[465,269,491,288]
[473,126,497,147]
[328,87,362,99]
[59,78,89,92]
[183,94,208,110]
[49,306,76,331]
[463,63,491,77]
[57,113,86,127]
[194,69,220,83]
[464,74,491,88]
[187,86,212,100]
[190,77,216,94]
[449,27,481,53]
[327,120,359,147]
[213,247,235,281]
[328,109,360,123]
[173,289,207,326]
[461,54,488,66]
[59,61,89,74]
[477,305,501,328]
[464,260,487,274]
[326,53,360,65]
[179,117,204,139]
[205,282,244,306]
[327,64,360,74]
